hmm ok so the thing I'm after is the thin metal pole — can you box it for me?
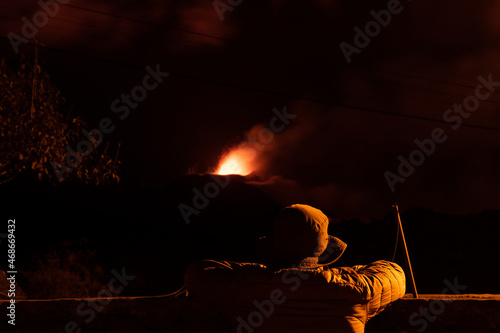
[393,203,419,298]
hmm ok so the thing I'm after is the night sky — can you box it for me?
[1,0,499,220]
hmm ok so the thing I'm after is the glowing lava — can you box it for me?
[215,147,255,176]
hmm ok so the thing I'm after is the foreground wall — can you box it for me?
[0,294,499,332]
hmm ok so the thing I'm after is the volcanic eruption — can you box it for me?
[214,146,256,176]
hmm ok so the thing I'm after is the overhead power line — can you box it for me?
[1,35,499,133]
[2,0,497,95]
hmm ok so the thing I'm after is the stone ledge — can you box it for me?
[0,294,498,332]
[366,294,500,333]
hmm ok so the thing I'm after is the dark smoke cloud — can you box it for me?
[1,0,498,219]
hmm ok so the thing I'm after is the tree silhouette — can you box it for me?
[0,54,120,185]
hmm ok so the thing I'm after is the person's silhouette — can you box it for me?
[185,204,406,333]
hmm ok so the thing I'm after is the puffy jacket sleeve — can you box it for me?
[353,260,406,320]
[184,260,266,303]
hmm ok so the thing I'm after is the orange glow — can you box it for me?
[215,147,255,176]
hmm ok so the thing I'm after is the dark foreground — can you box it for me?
[0,294,499,332]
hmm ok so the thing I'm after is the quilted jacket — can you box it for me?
[185,259,406,333]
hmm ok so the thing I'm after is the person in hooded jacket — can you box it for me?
[185,204,406,333]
